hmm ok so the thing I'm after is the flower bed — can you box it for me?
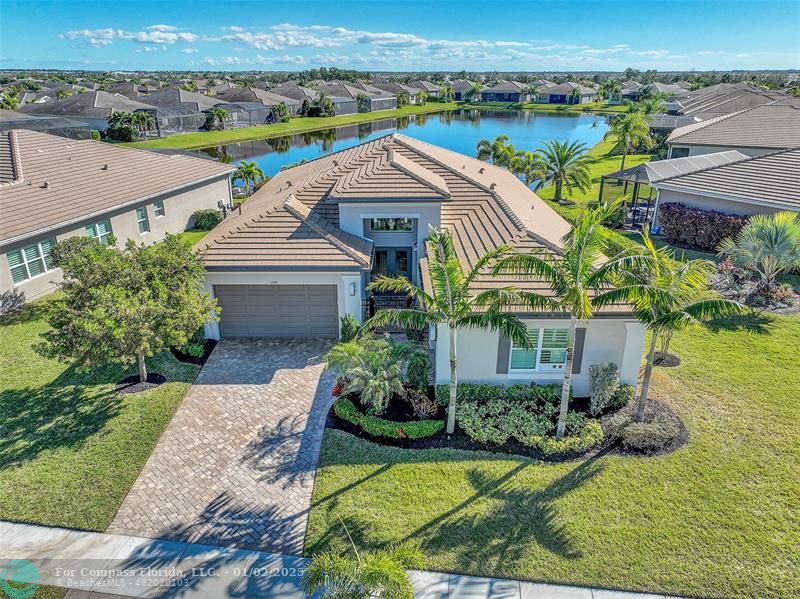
[333,397,444,439]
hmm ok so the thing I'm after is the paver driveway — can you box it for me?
[107,338,335,556]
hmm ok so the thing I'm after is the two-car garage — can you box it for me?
[214,284,340,338]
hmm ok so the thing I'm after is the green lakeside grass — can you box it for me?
[306,313,800,599]
[124,102,459,151]
[0,298,198,530]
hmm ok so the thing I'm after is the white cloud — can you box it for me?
[62,26,198,46]
[146,24,177,32]
[181,48,198,54]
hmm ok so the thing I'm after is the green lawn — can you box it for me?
[175,228,211,247]
[0,299,198,530]
[125,102,459,151]
[306,313,800,599]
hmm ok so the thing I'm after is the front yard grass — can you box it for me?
[0,299,198,530]
[306,313,800,599]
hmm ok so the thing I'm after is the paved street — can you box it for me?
[106,338,335,556]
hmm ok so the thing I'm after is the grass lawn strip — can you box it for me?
[0,299,198,531]
[306,313,800,599]
[124,102,459,151]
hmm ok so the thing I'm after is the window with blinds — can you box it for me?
[86,219,113,245]
[136,207,150,234]
[6,239,55,284]
[153,200,165,218]
[510,327,569,371]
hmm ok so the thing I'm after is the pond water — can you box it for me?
[198,109,609,177]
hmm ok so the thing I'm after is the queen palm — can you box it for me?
[606,79,622,103]
[494,201,648,438]
[605,112,652,172]
[510,150,545,187]
[233,161,265,195]
[536,139,592,204]
[206,105,229,131]
[366,227,535,435]
[599,232,741,421]
[476,135,516,167]
[466,82,483,102]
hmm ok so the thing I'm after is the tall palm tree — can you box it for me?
[718,211,800,291]
[510,150,545,187]
[132,111,155,139]
[466,82,483,102]
[476,135,516,167]
[599,232,741,421]
[494,201,647,437]
[233,161,265,195]
[536,139,592,204]
[439,85,454,101]
[206,106,229,131]
[606,80,622,103]
[631,96,665,115]
[366,227,535,435]
[604,112,652,172]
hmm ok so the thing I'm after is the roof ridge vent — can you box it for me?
[102,163,109,170]
[42,181,50,189]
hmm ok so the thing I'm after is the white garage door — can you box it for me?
[214,284,339,338]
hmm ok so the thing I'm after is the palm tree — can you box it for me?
[600,232,741,421]
[631,96,666,115]
[1,87,20,110]
[132,111,155,139]
[606,80,622,103]
[366,227,534,435]
[465,82,483,102]
[569,87,582,104]
[206,106,229,131]
[604,112,652,172]
[536,139,592,204]
[476,135,515,167]
[718,211,800,291]
[233,161,265,195]
[304,538,424,599]
[493,201,647,437]
[510,151,545,187]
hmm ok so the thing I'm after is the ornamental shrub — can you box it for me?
[609,384,635,409]
[589,363,620,416]
[531,420,604,456]
[658,203,748,252]
[620,419,679,452]
[406,350,432,391]
[334,398,443,439]
[193,209,223,231]
[457,399,512,444]
[435,382,563,407]
[339,314,360,342]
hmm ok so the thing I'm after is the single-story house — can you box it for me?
[139,87,220,112]
[135,106,208,137]
[409,80,440,98]
[641,82,684,98]
[0,109,92,139]
[196,134,645,396]
[651,147,800,227]
[610,80,641,105]
[480,81,531,103]
[0,129,235,306]
[318,83,397,112]
[450,79,476,101]
[370,81,422,104]
[268,82,357,115]
[209,102,273,128]
[667,103,800,158]
[17,90,154,131]
[536,82,597,104]
[214,87,303,116]
[665,83,788,119]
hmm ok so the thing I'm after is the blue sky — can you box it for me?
[1,0,798,71]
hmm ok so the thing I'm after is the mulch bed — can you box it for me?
[170,339,217,366]
[600,399,689,457]
[654,352,681,367]
[115,373,167,394]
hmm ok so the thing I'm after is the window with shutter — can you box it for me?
[510,327,569,371]
[5,238,56,284]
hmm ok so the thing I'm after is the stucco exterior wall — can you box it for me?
[433,317,645,397]
[0,176,231,304]
[201,270,364,339]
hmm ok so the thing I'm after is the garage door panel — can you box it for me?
[215,284,339,338]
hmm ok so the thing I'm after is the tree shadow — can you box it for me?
[704,312,773,334]
[0,289,27,316]
[0,364,123,468]
[0,294,49,326]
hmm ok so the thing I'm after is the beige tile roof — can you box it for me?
[656,147,800,210]
[0,129,235,245]
[667,104,800,149]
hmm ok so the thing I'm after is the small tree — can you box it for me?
[396,91,410,107]
[417,91,428,105]
[36,236,217,383]
[233,160,265,195]
[205,106,229,131]
[355,93,371,113]
[465,82,483,102]
[272,102,290,123]
[510,150,545,187]
[106,112,137,142]
[56,88,72,100]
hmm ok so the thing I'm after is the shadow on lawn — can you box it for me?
[704,312,773,335]
[0,365,123,468]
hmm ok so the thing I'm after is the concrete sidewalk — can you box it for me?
[0,521,677,598]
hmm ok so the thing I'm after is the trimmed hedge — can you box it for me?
[658,202,748,252]
[334,398,444,439]
[192,209,223,231]
[435,383,563,407]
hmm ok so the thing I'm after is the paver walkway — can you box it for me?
[0,521,681,599]
[107,338,335,556]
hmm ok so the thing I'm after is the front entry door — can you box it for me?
[373,247,412,281]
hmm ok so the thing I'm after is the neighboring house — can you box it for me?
[666,103,800,158]
[536,82,597,104]
[0,109,92,139]
[214,87,303,115]
[370,81,422,104]
[450,79,476,101]
[0,129,235,304]
[641,82,684,98]
[409,80,440,97]
[106,82,158,99]
[317,83,397,112]
[480,81,531,103]
[652,147,800,226]
[665,82,788,119]
[208,102,273,128]
[268,82,358,115]
[197,134,645,396]
[139,87,220,112]
[612,80,642,104]
[17,90,154,131]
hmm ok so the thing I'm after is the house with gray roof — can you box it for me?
[535,82,597,105]
[666,103,800,158]
[0,129,234,305]
[449,79,476,101]
[652,147,800,229]
[480,81,531,103]
[318,83,397,111]
[370,81,422,104]
[139,87,220,112]
[409,80,440,97]
[17,90,154,131]
[268,82,357,115]
[665,83,788,119]
[214,87,303,115]
[196,134,645,397]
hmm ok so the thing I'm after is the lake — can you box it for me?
[198,109,609,177]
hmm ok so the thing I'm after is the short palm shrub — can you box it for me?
[588,363,620,416]
[177,327,207,358]
[339,314,361,342]
[192,209,223,230]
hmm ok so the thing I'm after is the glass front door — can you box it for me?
[372,247,412,282]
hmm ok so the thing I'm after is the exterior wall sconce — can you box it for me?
[348,282,357,296]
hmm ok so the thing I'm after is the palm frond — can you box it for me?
[364,308,437,332]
